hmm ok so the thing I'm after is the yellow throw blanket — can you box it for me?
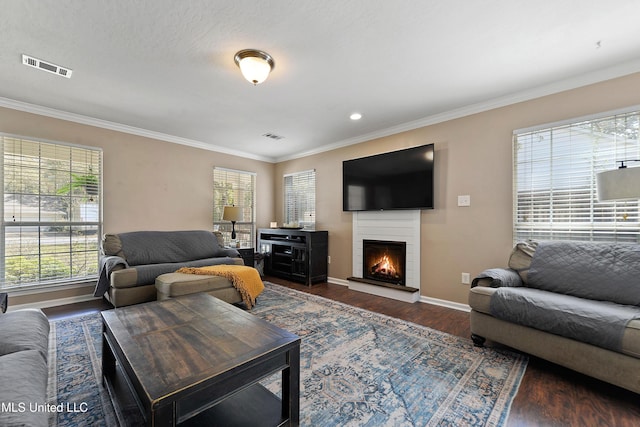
[175,264,264,309]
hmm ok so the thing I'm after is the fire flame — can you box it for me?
[372,254,397,276]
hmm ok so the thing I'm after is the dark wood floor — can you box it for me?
[44,277,640,426]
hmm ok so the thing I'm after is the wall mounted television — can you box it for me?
[342,143,434,211]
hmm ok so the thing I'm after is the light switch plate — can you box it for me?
[458,195,471,207]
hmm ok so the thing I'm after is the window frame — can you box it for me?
[513,106,640,244]
[213,167,256,248]
[0,133,103,291]
[283,169,316,228]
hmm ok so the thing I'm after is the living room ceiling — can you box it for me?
[2,1,640,163]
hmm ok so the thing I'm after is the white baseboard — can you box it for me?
[419,296,470,312]
[327,276,349,286]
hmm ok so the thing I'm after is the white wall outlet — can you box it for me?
[457,195,471,207]
[328,255,331,264]
[461,272,470,285]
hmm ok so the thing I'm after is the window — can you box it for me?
[513,109,640,243]
[1,134,102,291]
[213,167,256,248]
[284,169,316,228]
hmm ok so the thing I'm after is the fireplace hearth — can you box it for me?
[363,239,406,286]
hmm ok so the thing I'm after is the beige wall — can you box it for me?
[3,72,640,306]
[275,72,640,304]
[0,107,275,305]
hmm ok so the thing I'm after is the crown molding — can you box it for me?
[0,97,276,163]
[3,58,640,165]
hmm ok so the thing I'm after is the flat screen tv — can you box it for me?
[343,143,434,211]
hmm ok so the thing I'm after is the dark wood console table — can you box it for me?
[258,228,328,286]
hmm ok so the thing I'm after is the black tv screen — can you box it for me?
[343,144,434,211]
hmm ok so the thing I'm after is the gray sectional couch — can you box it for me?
[94,230,243,307]
[469,240,640,394]
[0,308,50,427]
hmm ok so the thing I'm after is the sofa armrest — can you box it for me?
[471,268,522,288]
[95,255,129,297]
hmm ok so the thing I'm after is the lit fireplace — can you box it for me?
[363,240,406,286]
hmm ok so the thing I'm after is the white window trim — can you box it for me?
[283,169,316,228]
[513,106,640,244]
[213,167,256,248]
[0,132,103,291]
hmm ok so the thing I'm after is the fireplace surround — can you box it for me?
[348,210,421,303]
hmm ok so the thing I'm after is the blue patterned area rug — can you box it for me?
[47,312,117,427]
[47,282,527,426]
[255,283,527,427]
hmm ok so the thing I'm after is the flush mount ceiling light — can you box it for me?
[234,49,275,85]
[350,113,362,120]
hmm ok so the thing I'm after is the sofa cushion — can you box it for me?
[121,230,224,265]
[469,286,640,358]
[507,240,537,283]
[0,309,49,359]
[527,241,640,306]
[102,233,125,258]
[102,231,228,259]
[0,349,48,427]
[156,272,234,297]
[490,287,640,353]
[105,230,228,266]
[120,257,244,287]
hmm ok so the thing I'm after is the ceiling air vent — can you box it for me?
[22,54,73,78]
[263,133,284,140]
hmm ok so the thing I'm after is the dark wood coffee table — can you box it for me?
[101,293,300,426]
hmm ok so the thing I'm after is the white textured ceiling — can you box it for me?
[2,1,640,162]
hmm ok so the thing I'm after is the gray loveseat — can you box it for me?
[469,240,640,394]
[94,230,243,307]
[0,308,50,427]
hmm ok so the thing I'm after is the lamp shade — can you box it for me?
[596,166,640,201]
[222,206,243,222]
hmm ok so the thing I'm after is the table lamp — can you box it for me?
[222,206,243,240]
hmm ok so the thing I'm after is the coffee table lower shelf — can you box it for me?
[181,382,286,427]
[104,360,288,427]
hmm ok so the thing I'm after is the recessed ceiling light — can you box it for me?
[350,113,362,121]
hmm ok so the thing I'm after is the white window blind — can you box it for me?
[1,134,102,290]
[513,110,640,243]
[213,167,256,247]
[284,169,316,227]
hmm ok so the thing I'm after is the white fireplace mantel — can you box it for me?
[349,210,421,302]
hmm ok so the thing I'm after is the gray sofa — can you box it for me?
[0,308,50,427]
[94,230,244,307]
[469,240,640,394]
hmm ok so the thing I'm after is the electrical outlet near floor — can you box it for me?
[461,272,470,285]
